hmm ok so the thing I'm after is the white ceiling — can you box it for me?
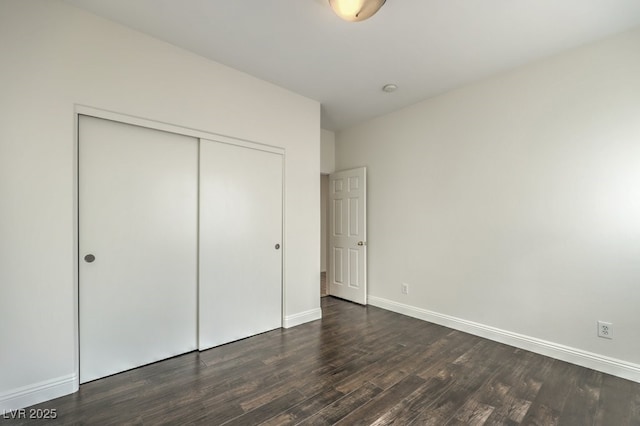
[64,0,640,131]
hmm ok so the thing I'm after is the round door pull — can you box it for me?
[275,244,281,250]
[84,254,96,263]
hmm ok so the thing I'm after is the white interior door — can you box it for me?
[199,139,283,350]
[329,167,367,304]
[79,115,198,383]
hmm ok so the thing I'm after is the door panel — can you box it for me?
[334,199,344,235]
[199,140,283,350]
[79,116,198,383]
[329,167,367,304]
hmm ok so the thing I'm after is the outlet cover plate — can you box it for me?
[598,321,613,339]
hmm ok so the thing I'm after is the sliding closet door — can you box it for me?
[79,116,198,383]
[199,139,283,350]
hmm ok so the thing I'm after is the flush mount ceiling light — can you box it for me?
[328,0,387,22]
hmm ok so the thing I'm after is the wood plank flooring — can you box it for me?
[7,297,640,425]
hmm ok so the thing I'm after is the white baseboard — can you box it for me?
[0,374,78,412]
[368,296,640,383]
[1,308,322,411]
[284,308,322,328]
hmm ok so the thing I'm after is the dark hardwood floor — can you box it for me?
[7,297,640,425]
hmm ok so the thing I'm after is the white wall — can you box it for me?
[336,27,640,381]
[0,0,320,410]
[320,129,336,174]
[320,129,335,274]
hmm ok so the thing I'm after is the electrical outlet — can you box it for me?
[401,283,409,295]
[597,321,613,339]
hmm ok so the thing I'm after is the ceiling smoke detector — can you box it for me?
[382,84,398,93]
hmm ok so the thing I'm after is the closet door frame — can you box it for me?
[72,105,286,384]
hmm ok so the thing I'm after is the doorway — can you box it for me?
[320,174,329,296]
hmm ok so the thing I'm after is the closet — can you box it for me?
[78,115,283,383]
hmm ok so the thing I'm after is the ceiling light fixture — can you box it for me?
[328,0,386,22]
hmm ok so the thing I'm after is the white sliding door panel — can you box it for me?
[199,140,283,350]
[329,167,367,304]
[79,115,198,383]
